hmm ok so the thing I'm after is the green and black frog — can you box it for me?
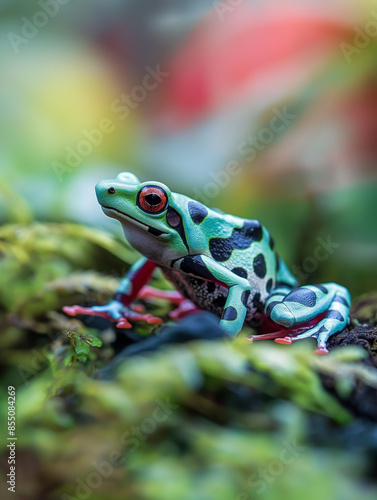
[64,172,351,354]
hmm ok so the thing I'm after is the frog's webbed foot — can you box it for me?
[138,286,201,320]
[63,301,163,329]
[274,319,346,355]
[259,283,351,354]
[249,322,337,355]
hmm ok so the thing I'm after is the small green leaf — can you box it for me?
[67,331,91,363]
[67,332,102,363]
[67,331,79,340]
[73,338,91,363]
[82,335,103,348]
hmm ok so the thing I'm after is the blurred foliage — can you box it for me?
[3,330,377,500]
[0,220,170,386]
[0,222,134,316]
[0,221,377,500]
[352,293,377,326]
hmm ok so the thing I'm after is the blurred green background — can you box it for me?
[1,1,377,499]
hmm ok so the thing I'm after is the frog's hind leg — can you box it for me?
[138,286,201,320]
[260,283,351,354]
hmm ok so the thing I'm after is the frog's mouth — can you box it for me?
[102,206,168,237]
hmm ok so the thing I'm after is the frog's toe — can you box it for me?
[63,305,101,317]
[143,314,164,325]
[116,311,162,329]
[279,319,346,354]
[138,286,199,320]
[274,336,293,345]
[63,305,81,316]
[169,300,201,320]
[313,346,329,355]
[138,286,184,305]
[130,303,146,313]
[120,310,163,326]
[116,318,133,329]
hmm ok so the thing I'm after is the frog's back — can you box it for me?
[162,199,280,326]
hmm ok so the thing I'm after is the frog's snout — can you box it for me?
[95,180,112,205]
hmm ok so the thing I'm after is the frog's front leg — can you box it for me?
[63,257,162,328]
[263,283,351,354]
[172,255,252,336]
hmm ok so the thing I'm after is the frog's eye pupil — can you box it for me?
[145,193,161,206]
[138,186,168,214]
[108,187,116,194]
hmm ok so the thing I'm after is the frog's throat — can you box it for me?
[102,206,168,236]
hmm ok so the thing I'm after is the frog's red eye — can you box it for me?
[138,186,168,214]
